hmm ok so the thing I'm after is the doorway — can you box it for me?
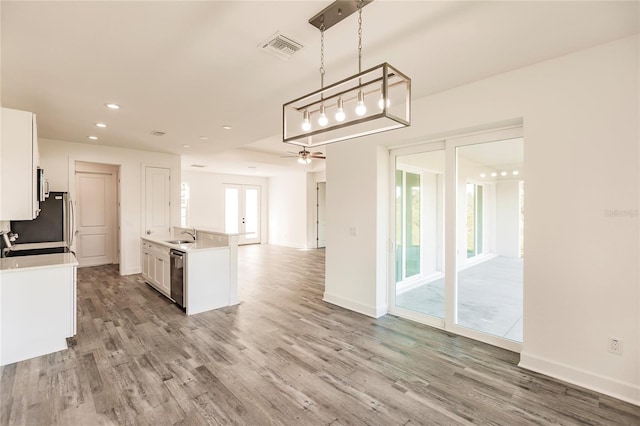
[74,161,119,267]
[224,184,261,245]
[390,127,524,351]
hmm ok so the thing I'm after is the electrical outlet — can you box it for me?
[608,337,623,355]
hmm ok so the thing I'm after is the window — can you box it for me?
[466,183,483,258]
[180,182,190,227]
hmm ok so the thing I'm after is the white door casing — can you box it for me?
[145,167,171,237]
[75,169,117,267]
[317,182,326,248]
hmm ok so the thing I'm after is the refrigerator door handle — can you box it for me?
[69,199,75,247]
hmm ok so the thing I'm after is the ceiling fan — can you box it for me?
[281,148,326,164]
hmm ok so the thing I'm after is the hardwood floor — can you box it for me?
[1,244,639,425]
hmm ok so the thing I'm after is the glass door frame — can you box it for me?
[389,126,523,353]
[224,184,261,245]
[388,141,445,330]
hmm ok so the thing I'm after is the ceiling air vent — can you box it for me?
[191,164,207,168]
[259,31,303,60]
[151,130,166,136]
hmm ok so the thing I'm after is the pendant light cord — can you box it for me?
[358,0,363,74]
[320,23,325,90]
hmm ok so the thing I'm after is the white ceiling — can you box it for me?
[2,1,638,176]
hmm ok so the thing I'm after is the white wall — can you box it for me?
[325,36,639,404]
[181,170,268,243]
[325,140,388,317]
[268,172,308,248]
[38,138,181,275]
[496,180,521,258]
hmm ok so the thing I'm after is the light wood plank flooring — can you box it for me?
[1,244,639,425]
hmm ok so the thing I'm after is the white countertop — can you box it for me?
[141,235,228,252]
[8,241,67,251]
[174,226,240,236]
[0,253,78,272]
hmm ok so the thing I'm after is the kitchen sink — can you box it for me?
[166,239,194,244]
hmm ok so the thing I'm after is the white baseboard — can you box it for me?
[519,351,640,406]
[323,292,387,318]
[267,240,307,249]
[122,266,140,276]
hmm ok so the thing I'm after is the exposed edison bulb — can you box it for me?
[301,110,311,132]
[378,89,390,110]
[335,98,346,122]
[318,104,328,127]
[378,97,390,109]
[355,91,367,116]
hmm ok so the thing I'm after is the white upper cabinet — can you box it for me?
[1,107,40,220]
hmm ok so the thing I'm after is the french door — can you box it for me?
[390,127,524,352]
[224,184,260,245]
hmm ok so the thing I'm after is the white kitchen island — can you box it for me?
[141,228,238,315]
[0,252,78,366]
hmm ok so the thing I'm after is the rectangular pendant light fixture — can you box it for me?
[283,62,410,148]
[282,1,411,149]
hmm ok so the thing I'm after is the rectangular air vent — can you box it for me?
[191,164,207,168]
[259,31,303,60]
[151,130,166,136]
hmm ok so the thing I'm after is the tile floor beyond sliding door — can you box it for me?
[396,256,523,341]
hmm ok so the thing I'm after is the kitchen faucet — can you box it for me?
[181,226,197,241]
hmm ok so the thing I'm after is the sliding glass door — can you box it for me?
[390,128,524,351]
[455,139,524,343]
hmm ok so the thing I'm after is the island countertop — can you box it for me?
[141,235,228,252]
[0,253,78,272]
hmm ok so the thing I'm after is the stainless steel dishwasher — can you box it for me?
[170,249,185,308]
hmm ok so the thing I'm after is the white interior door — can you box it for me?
[75,169,117,267]
[145,167,171,237]
[317,182,326,248]
[224,184,261,245]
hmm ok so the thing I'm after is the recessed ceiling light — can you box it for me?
[88,136,98,140]
[491,172,498,177]
[183,144,190,148]
[95,123,107,128]
[500,171,508,176]
[479,173,486,178]
[222,125,232,130]
[512,170,519,176]
[105,103,120,110]
[199,136,209,140]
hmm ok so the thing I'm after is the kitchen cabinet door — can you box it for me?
[0,108,39,220]
[142,247,152,280]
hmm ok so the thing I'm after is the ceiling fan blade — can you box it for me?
[311,152,323,156]
[280,155,298,158]
[310,155,326,159]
